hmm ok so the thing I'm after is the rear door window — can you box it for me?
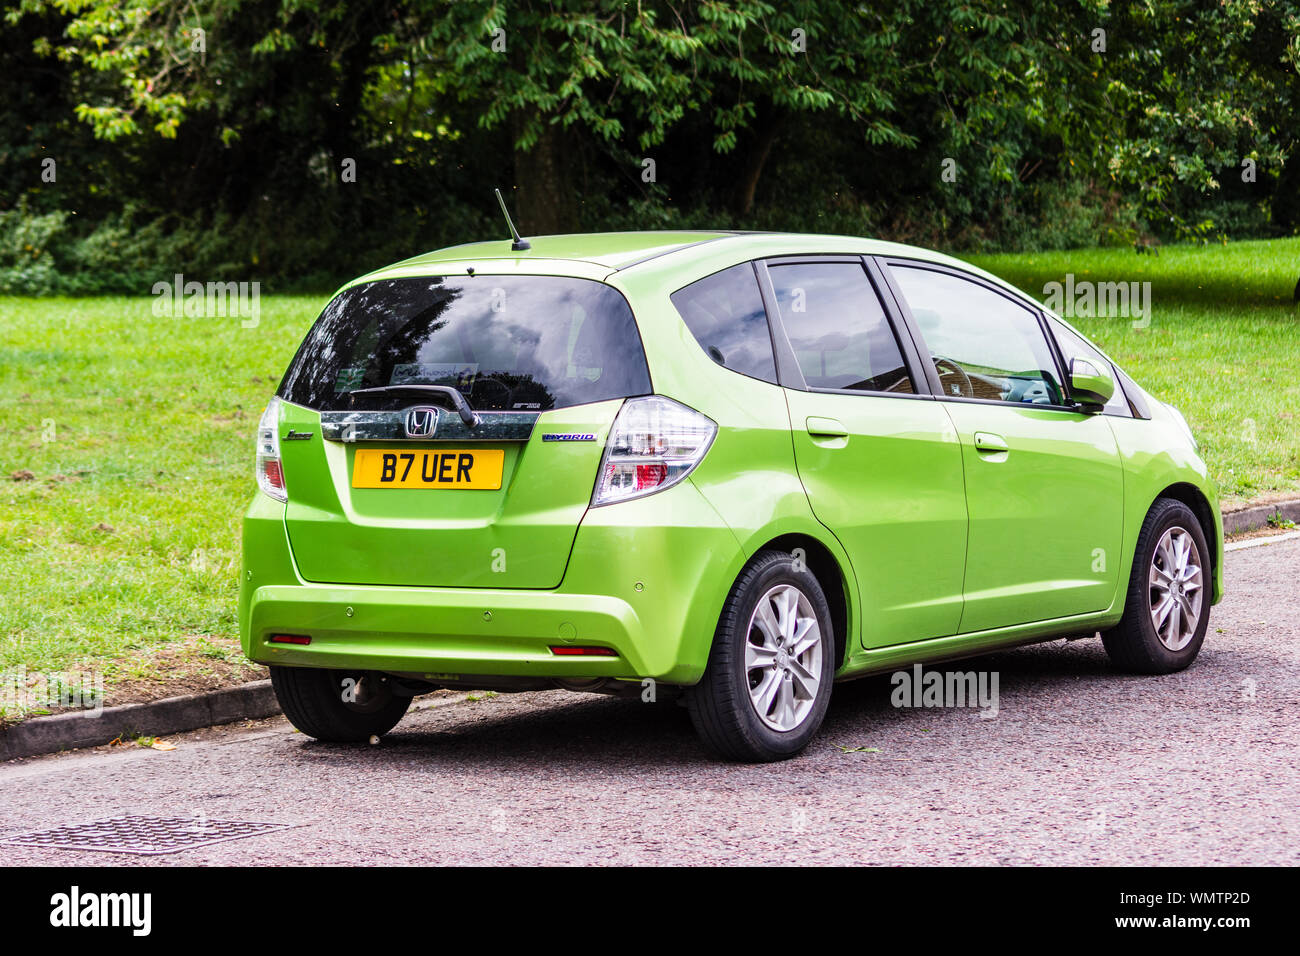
[670,263,777,383]
[278,276,652,411]
[766,261,914,394]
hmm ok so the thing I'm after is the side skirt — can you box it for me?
[835,610,1122,681]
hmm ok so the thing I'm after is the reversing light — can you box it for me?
[592,395,717,506]
[256,397,288,502]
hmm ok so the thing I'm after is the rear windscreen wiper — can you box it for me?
[348,384,480,428]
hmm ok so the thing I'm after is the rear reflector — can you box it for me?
[549,645,617,657]
[269,634,311,645]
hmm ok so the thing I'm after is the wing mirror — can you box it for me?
[1069,357,1115,412]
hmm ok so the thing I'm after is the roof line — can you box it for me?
[388,231,749,273]
[613,234,744,271]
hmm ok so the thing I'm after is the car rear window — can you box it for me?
[670,263,778,383]
[278,276,652,412]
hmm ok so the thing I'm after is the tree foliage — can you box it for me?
[2,0,1297,290]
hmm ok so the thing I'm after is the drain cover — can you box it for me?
[0,814,296,856]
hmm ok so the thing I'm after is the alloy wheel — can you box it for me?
[1149,526,1203,652]
[745,584,824,732]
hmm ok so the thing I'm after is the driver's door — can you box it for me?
[882,261,1125,633]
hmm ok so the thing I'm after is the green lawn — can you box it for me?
[0,295,326,716]
[968,236,1300,309]
[1,237,1298,709]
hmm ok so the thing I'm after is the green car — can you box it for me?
[241,231,1222,762]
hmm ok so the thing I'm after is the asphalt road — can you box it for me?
[3,536,1298,866]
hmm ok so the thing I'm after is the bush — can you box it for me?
[0,167,1275,297]
[0,193,494,296]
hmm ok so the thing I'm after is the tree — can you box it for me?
[3,0,1298,294]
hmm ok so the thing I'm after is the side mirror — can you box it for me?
[1069,357,1114,411]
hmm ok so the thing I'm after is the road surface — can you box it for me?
[2,536,1297,865]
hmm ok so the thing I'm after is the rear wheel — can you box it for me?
[687,550,836,762]
[270,666,411,742]
[1102,498,1211,674]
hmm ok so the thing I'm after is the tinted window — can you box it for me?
[892,266,1062,405]
[278,276,651,412]
[1047,317,1130,417]
[767,262,914,394]
[670,263,777,383]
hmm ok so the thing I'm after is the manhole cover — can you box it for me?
[0,814,296,856]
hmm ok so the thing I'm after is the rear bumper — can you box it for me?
[239,480,744,685]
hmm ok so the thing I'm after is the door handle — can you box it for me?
[805,417,849,439]
[973,431,1008,454]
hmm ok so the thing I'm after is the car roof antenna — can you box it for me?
[494,188,531,251]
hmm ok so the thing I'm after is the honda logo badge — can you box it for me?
[403,406,439,438]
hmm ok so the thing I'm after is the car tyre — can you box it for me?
[687,550,836,762]
[1102,498,1211,674]
[271,666,410,742]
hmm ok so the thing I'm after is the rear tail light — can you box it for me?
[592,396,717,506]
[256,397,288,502]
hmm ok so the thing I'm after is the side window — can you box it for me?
[766,262,914,394]
[1047,317,1131,417]
[891,265,1063,405]
[670,263,777,384]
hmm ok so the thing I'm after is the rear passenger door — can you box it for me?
[759,257,969,648]
[881,261,1124,632]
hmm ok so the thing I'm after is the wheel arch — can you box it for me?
[1152,481,1221,593]
[752,532,853,669]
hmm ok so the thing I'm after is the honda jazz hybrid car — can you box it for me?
[240,231,1222,762]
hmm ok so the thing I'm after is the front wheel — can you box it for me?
[687,550,836,762]
[1102,498,1212,674]
[270,666,411,742]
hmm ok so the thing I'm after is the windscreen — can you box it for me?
[278,275,652,412]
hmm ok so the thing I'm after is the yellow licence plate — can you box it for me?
[352,448,504,490]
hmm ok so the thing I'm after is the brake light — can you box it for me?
[636,463,668,489]
[256,397,288,502]
[592,396,716,506]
